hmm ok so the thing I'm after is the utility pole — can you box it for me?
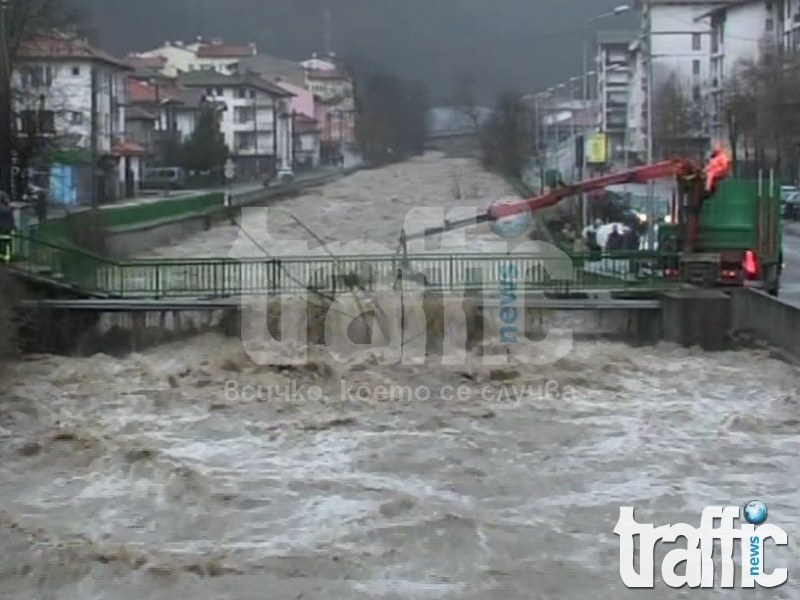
[90,65,99,208]
[272,98,278,174]
[581,5,631,230]
[0,0,12,198]
[323,7,333,55]
[646,9,655,250]
[252,89,259,176]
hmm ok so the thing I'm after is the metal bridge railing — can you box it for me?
[11,235,678,298]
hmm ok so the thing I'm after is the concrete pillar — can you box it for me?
[660,290,731,351]
[632,308,662,345]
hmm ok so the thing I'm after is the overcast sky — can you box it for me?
[76,0,636,102]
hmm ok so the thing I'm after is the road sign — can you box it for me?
[224,159,236,180]
[587,133,608,165]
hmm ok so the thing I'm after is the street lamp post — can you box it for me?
[581,4,630,229]
[0,0,11,197]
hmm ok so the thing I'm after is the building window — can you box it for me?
[693,60,701,76]
[216,87,224,96]
[237,87,246,99]
[234,107,255,123]
[693,86,702,102]
[71,66,80,76]
[20,110,55,134]
[692,33,702,50]
[250,90,256,99]
[767,17,775,31]
[206,88,214,96]
[70,111,83,125]
[20,65,53,88]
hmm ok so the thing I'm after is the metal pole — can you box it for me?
[272,98,278,174]
[646,14,655,250]
[581,29,590,230]
[0,0,12,197]
[90,66,99,208]
[253,91,259,177]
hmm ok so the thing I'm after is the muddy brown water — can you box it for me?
[1,331,798,599]
[2,155,798,598]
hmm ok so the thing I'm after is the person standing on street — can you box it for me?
[0,193,16,263]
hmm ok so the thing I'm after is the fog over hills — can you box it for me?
[75,0,634,101]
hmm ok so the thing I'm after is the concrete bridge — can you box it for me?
[3,234,776,357]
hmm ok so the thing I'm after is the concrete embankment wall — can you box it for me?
[105,170,356,257]
[731,289,800,358]
[23,294,665,357]
[30,169,357,259]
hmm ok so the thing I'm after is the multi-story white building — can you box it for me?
[626,38,649,159]
[596,31,635,163]
[14,33,143,201]
[626,0,739,160]
[780,0,800,50]
[178,71,295,177]
[194,40,257,74]
[131,41,198,77]
[706,0,788,137]
[130,38,257,77]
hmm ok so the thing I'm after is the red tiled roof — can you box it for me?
[113,141,146,156]
[19,34,130,69]
[196,44,255,58]
[127,78,158,103]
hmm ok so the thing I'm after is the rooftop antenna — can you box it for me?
[323,7,332,56]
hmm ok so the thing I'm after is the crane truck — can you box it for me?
[408,157,783,295]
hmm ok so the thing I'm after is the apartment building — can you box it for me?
[178,71,295,177]
[596,31,635,162]
[706,0,786,136]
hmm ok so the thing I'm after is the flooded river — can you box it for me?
[1,154,799,599]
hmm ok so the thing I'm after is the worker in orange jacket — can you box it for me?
[705,142,731,195]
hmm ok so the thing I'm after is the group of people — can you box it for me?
[605,224,640,252]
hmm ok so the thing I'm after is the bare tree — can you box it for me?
[447,74,486,135]
[481,90,531,178]
[652,74,706,161]
[721,47,800,179]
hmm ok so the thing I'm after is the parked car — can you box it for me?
[141,167,187,190]
[783,190,800,220]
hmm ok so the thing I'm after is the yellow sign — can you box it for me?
[586,133,608,164]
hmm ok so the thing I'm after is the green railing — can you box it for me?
[12,235,122,294]
[11,235,678,298]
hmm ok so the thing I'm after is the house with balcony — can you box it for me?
[597,31,635,163]
[130,38,258,77]
[193,40,258,74]
[306,67,356,161]
[177,70,295,178]
[13,32,144,203]
[129,41,199,77]
[125,77,223,166]
[293,114,322,169]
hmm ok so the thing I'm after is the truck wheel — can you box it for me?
[768,285,780,297]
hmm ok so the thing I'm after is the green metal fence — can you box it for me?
[11,235,678,298]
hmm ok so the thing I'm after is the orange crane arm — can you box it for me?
[405,158,704,241]
[489,159,702,221]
